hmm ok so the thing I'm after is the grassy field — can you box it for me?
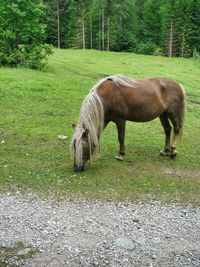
[0,49,200,204]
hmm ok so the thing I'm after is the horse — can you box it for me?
[70,74,186,172]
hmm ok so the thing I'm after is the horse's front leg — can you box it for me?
[115,119,126,161]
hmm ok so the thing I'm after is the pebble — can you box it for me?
[136,237,145,246]
[116,238,135,250]
[152,237,161,245]
[57,135,68,140]
[17,248,31,256]
[81,262,94,267]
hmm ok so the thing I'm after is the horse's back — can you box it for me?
[97,76,185,123]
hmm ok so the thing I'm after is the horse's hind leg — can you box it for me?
[115,119,126,161]
[168,113,181,157]
[159,113,172,156]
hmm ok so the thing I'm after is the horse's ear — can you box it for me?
[72,124,76,130]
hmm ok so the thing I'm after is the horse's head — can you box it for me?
[71,124,91,172]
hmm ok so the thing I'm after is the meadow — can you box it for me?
[0,49,200,204]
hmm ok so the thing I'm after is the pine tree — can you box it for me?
[188,0,200,54]
[65,0,91,49]
[142,0,162,46]
[176,0,191,57]
[161,0,179,57]
[135,0,146,44]
[45,0,70,48]
[110,0,137,52]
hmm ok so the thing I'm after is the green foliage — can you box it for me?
[188,0,200,52]
[1,0,198,59]
[44,0,200,57]
[45,0,71,48]
[141,0,162,46]
[0,0,52,69]
[136,42,158,55]
[0,44,53,70]
[111,30,136,52]
[160,0,197,57]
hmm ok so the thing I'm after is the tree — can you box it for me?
[161,0,196,57]
[135,0,146,44]
[188,0,200,53]
[57,0,61,48]
[161,0,179,57]
[110,0,137,52]
[45,0,70,48]
[176,0,191,57]
[142,0,162,46]
[0,0,52,69]
[65,0,92,49]
[22,0,200,57]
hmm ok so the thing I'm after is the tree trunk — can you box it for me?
[102,4,105,51]
[119,0,123,32]
[99,9,101,50]
[107,16,110,51]
[57,0,60,49]
[181,27,185,58]
[169,20,173,57]
[81,6,85,50]
[90,15,93,49]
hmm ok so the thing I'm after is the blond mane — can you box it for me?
[70,81,105,167]
[108,74,140,88]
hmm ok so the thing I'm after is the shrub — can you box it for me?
[136,42,158,55]
[111,30,137,53]
[0,0,52,69]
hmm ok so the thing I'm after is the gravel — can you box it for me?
[0,192,200,266]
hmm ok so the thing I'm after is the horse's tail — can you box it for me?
[178,83,186,141]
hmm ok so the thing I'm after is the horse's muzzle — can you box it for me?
[74,165,85,172]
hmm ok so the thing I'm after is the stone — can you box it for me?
[17,248,31,256]
[81,262,94,267]
[116,238,135,250]
[152,237,161,245]
[73,247,82,254]
[136,237,145,246]
[57,135,68,140]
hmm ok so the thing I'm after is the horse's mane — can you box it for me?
[108,74,140,88]
[70,80,105,166]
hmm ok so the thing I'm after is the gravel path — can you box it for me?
[0,192,200,267]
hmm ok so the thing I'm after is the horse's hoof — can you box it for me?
[159,150,166,156]
[159,149,170,157]
[115,155,123,161]
[170,150,178,158]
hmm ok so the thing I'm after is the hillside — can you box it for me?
[0,49,200,204]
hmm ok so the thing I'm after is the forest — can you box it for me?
[0,0,200,68]
[45,0,200,57]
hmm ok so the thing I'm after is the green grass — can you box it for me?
[0,49,200,204]
[0,241,36,266]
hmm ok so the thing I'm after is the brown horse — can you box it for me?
[70,74,186,172]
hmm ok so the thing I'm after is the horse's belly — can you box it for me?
[127,114,160,122]
[126,106,164,122]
